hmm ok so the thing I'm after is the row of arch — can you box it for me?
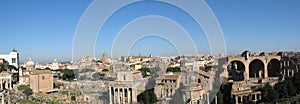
[226,58,281,81]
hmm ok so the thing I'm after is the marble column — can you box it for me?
[241,96,243,102]
[118,88,120,104]
[123,88,125,104]
[1,93,4,104]
[0,79,2,90]
[264,63,268,78]
[162,88,165,98]
[127,88,130,104]
[169,89,172,97]
[113,88,116,104]
[109,87,112,104]
[5,80,8,90]
[235,96,238,104]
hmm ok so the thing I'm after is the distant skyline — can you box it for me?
[0,0,300,63]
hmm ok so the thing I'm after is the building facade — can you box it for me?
[154,72,181,100]
[218,51,299,104]
[0,49,19,68]
[29,70,54,93]
[109,69,145,104]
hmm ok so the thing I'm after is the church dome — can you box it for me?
[25,57,35,66]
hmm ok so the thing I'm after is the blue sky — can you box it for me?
[0,0,299,63]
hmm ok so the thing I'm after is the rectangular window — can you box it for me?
[123,75,126,81]
[42,76,45,80]
[12,58,16,63]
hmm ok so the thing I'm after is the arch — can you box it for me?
[227,60,245,81]
[249,59,265,78]
[267,59,281,77]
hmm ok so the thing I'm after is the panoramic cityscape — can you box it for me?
[1,0,300,104]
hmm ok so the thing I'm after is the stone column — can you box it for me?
[5,80,8,90]
[235,96,238,104]
[127,88,130,104]
[259,70,262,78]
[123,88,125,104]
[162,88,165,98]
[241,96,243,102]
[118,88,120,104]
[264,63,268,78]
[0,79,2,90]
[113,88,116,104]
[245,64,249,80]
[169,89,172,97]
[1,93,4,104]
[109,87,112,104]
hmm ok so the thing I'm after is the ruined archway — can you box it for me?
[249,59,265,78]
[267,59,281,77]
[227,61,245,81]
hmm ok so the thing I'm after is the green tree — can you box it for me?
[102,69,109,72]
[92,72,105,80]
[60,69,75,81]
[0,64,5,72]
[23,87,33,99]
[217,91,223,104]
[204,65,212,71]
[53,83,60,89]
[220,83,234,104]
[138,68,151,72]
[166,67,181,72]
[137,88,157,104]
[286,78,296,96]
[71,96,76,101]
[8,65,17,70]
[293,72,300,94]
[18,85,29,91]
[262,83,278,103]
[274,81,288,98]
